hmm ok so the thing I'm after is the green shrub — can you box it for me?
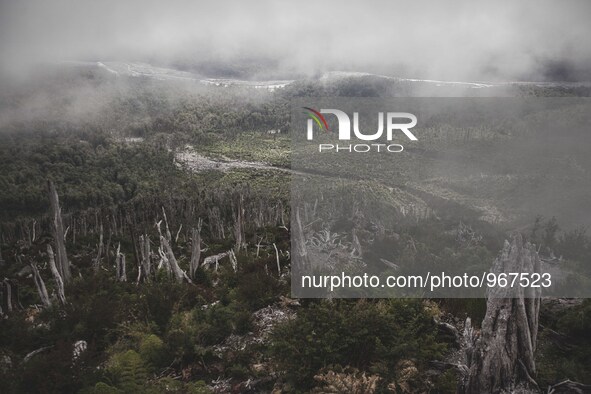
[106,350,148,392]
[84,382,121,394]
[139,334,167,371]
[269,299,446,390]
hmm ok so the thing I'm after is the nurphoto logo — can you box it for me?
[304,107,418,152]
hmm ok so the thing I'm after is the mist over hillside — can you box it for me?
[1,1,591,392]
[2,0,591,82]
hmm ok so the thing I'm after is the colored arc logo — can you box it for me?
[303,107,330,132]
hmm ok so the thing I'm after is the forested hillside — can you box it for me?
[1,68,590,393]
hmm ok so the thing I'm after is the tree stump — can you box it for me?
[461,234,541,393]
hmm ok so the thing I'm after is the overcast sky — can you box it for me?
[1,0,590,81]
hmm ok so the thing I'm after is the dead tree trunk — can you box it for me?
[30,263,51,307]
[47,245,66,305]
[158,234,191,283]
[233,195,245,253]
[104,228,112,268]
[256,236,264,258]
[157,212,192,283]
[175,224,183,244]
[293,207,310,270]
[115,243,121,279]
[128,218,142,277]
[1,279,22,313]
[138,235,151,283]
[93,223,104,273]
[48,180,71,283]
[157,244,172,275]
[461,234,541,393]
[115,243,127,282]
[190,220,202,279]
[229,249,237,272]
[161,207,172,242]
[119,254,127,282]
[273,243,281,277]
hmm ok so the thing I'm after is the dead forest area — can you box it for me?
[0,76,591,393]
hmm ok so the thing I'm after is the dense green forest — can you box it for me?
[1,69,591,393]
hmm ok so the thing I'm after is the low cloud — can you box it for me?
[1,0,590,81]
